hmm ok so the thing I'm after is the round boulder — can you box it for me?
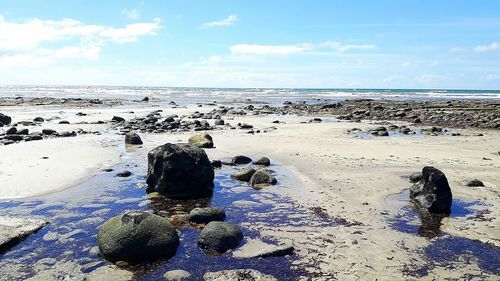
[231,155,252,165]
[189,207,226,224]
[97,211,179,264]
[146,143,214,199]
[253,157,271,166]
[197,221,243,254]
[125,132,143,145]
[231,167,256,182]
[188,133,214,148]
[250,170,277,188]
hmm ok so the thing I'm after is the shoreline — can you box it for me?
[0,96,499,280]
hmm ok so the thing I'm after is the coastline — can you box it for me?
[0,95,499,280]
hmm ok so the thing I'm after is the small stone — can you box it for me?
[465,179,484,187]
[116,170,132,177]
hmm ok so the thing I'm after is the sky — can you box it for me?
[0,0,499,89]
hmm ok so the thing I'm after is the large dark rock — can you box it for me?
[189,207,226,224]
[146,143,214,199]
[125,132,143,145]
[0,113,12,126]
[197,221,243,254]
[409,166,452,214]
[97,211,179,264]
[253,157,271,166]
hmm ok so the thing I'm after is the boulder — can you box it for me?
[125,132,143,145]
[189,207,226,224]
[112,116,125,123]
[231,167,256,182]
[409,166,452,214]
[42,129,57,135]
[465,179,484,187]
[163,270,192,281]
[253,157,271,166]
[188,133,214,148]
[116,170,132,177]
[232,155,252,165]
[0,113,12,125]
[203,269,277,281]
[6,127,17,135]
[97,211,179,264]
[0,216,49,253]
[197,221,243,254]
[250,170,277,188]
[33,117,44,122]
[211,160,222,168]
[146,143,214,199]
[17,128,29,135]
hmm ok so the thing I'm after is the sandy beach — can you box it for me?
[0,96,498,280]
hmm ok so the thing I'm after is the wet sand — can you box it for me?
[0,99,499,280]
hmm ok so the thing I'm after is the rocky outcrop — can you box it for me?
[97,211,179,264]
[0,216,49,253]
[188,133,214,148]
[125,132,143,145]
[146,143,214,199]
[197,221,243,254]
[189,207,226,224]
[203,269,277,281]
[409,166,453,214]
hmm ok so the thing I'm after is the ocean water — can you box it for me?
[0,86,499,106]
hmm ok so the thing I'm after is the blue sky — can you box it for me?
[0,0,499,89]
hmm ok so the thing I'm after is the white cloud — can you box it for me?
[449,47,465,52]
[121,9,139,20]
[229,41,377,56]
[230,43,312,55]
[201,14,237,28]
[320,41,377,52]
[474,42,499,53]
[416,74,443,84]
[0,15,161,67]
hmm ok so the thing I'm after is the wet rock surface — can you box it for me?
[189,207,226,224]
[97,211,179,264]
[409,166,453,214]
[146,143,214,199]
[197,221,244,254]
[0,216,49,253]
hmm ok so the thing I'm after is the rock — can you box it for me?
[203,269,277,281]
[6,127,17,135]
[17,128,29,135]
[59,120,70,124]
[409,172,423,183]
[253,157,271,166]
[465,179,484,187]
[112,116,125,123]
[0,216,49,253]
[116,170,132,177]
[231,167,256,182]
[233,238,294,258]
[146,143,214,199]
[214,119,224,126]
[42,129,57,135]
[141,96,149,102]
[163,269,192,281]
[238,123,253,129]
[188,133,214,148]
[250,170,277,188]
[231,155,252,165]
[97,211,179,264]
[125,132,143,145]
[4,134,23,141]
[197,221,243,254]
[409,166,453,214]
[59,131,76,137]
[33,117,45,122]
[189,207,226,224]
[211,160,222,168]
[0,113,12,125]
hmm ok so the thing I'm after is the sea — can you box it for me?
[0,86,499,106]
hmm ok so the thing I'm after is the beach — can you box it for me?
[0,89,499,280]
